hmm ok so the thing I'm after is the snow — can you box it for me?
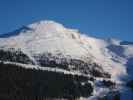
[0,20,132,81]
[0,60,91,78]
[0,20,133,99]
[0,20,89,59]
[80,35,128,81]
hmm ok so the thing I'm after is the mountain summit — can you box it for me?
[0,20,133,99]
[28,20,67,33]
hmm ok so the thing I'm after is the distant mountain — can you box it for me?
[120,41,133,45]
[0,20,133,99]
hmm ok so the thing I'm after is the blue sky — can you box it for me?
[0,0,133,41]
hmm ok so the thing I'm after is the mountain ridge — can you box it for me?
[0,20,133,99]
[0,20,132,80]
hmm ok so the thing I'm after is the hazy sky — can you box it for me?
[0,0,133,41]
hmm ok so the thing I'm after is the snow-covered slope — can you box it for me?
[0,20,133,99]
[0,20,132,80]
[0,21,89,58]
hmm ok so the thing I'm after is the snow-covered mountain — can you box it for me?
[0,20,133,99]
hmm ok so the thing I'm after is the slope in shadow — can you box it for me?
[0,62,93,100]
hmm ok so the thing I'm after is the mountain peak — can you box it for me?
[0,20,83,57]
[0,20,80,40]
[24,20,80,40]
[0,20,133,83]
[27,20,66,33]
